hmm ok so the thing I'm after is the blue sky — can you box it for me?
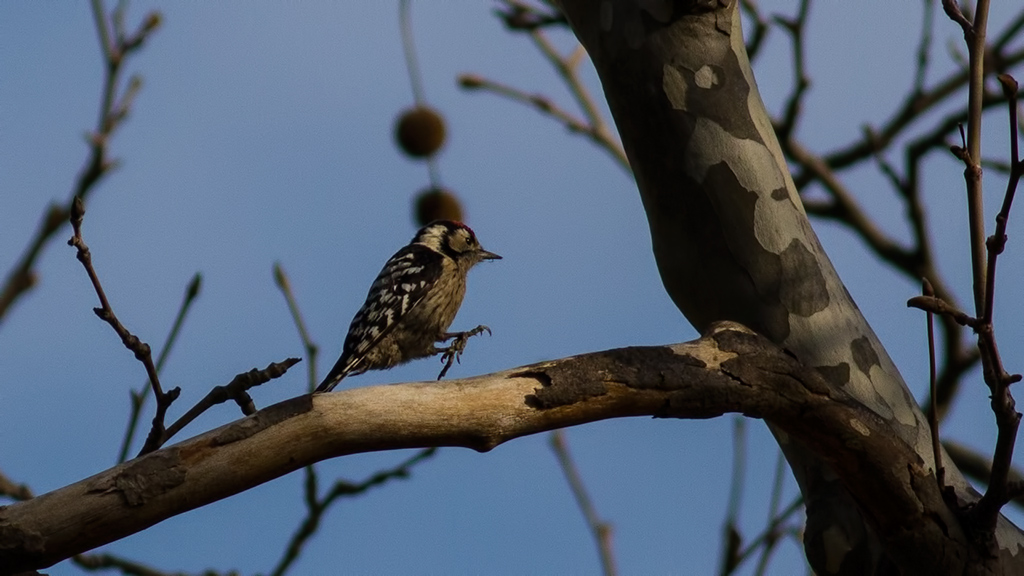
[2,2,1022,574]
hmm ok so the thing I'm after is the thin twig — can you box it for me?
[923,278,945,489]
[791,42,1024,186]
[772,0,812,143]
[398,0,443,191]
[273,261,328,576]
[399,0,426,106]
[117,273,201,463]
[464,1,630,173]
[459,73,629,171]
[739,0,770,62]
[268,448,438,576]
[0,3,160,325]
[906,295,978,327]
[957,12,991,287]
[0,470,34,502]
[495,0,566,31]
[719,417,746,576]
[913,0,936,94]
[89,0,114,63]
[982,75,1021,327]
[945,0,991,315]
[154,358,301,453]
[942,0,1024,536]
[72,552,182,576]
[273,263,319,391]
[944,440,1024,509]
[66,197,182,457]
[734,497,804,566]
[550,429,617,576]
[752,450,790,576]
[967,79,1024,533]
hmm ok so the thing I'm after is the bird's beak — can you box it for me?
[480,249,502,261]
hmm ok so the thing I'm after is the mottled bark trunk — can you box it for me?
[558,0,1023,573]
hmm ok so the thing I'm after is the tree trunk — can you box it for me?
[558,0,1023,573]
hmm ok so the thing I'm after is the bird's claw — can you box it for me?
[436,325,491,380]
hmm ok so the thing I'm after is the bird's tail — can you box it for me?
[315,357,352,393]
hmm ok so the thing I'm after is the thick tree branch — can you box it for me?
[0,324,990,574]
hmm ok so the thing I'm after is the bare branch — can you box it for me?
[718,418,746,576]
[771,0,811,143]
[65,197,181,456]
[790,45,1024,187]
[268,448,437,576]
[156,358,301,453]
[922,279,945,491]
[273,263,319,391]
[0,470,34,502]
[461,1,630,173]
[550,430,617,576]
[118,273,202,463]
[943,0,991,316]
[944,440,1024,509]
[73,552,182,576]
[942,0,973,39]
[751,453,797,576]
[495,0,567,31]
[0,324,982,574]
[940,1,1024,536]
[913,0,936,94]
[982,75,1022,327]
[0,4,160,325]
[458,73,630,172]
[739,0,770,62]
[907,295,978,327]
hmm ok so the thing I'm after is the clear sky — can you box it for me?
[2,2,1022,574]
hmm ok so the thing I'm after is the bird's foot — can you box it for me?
[435,325,491,379]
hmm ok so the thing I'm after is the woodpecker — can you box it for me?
[315,220,500,393]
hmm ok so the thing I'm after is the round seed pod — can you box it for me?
[413,187,463,226]
[395,106,446,158]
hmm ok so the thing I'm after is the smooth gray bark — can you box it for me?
[557,0,1022,573]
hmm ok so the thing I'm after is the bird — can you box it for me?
[315,220,501,393]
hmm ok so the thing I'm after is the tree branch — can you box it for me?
[550,430,616,576]
[0,470,34,503]
[155,358,301,452]
[66,197,181,455]
[0,4,159,325]
[267,447,437,576]
[0,323,986,574]
[117,273,202,463]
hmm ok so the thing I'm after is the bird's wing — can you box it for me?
[316,245,442,391]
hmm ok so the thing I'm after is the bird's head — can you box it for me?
[414,220,501,265]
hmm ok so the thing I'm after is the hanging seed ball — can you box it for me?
[414,187,463,226]
[395,106,446,158]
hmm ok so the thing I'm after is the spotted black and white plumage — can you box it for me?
[315,220,500,393]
